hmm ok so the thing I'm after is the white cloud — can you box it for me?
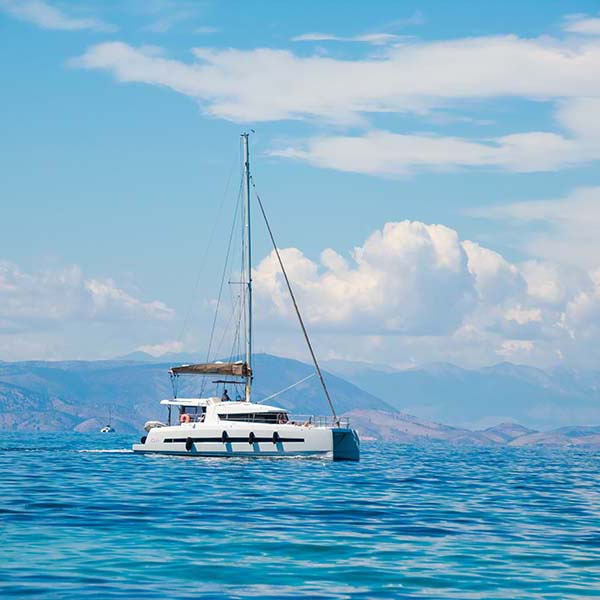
[251,219,600,368]
[504,307,542,326]
[73,35,600,124]
[272,128,590,175]
[564,14,600,35]
[126,0,207,33]
[0,0,114,31]
[84,279,173,321]
[273,96,600,175]
[6,221,599,366]
[291,32,402,45]
[520,261,591,306]
[497,339,535,360]
[0,261,174,359]
[474,186,600,269]
[138,340,183,356]
[254,222,477,336]
[462,241,525,305]
[71,34,600,173]
[292,11,424,43]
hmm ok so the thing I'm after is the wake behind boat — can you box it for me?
[132,134,360,461]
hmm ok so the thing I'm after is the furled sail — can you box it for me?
[169,361,252,377]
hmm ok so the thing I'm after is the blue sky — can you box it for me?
[2,0,600,368]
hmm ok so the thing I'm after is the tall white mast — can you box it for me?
[242,132,253,402]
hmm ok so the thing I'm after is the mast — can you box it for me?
[242,132,253,402]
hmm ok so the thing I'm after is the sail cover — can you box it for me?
[170,361,251,377]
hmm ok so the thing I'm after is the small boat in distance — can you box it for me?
[132,134,359,461]
[100,407,115,433]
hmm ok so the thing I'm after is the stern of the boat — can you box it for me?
[332,428,360,461]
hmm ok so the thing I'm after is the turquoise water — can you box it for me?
[1,433,599,599]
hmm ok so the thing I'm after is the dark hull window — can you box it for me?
[218,412,287,424]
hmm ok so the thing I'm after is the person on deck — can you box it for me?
[221,389,231,402]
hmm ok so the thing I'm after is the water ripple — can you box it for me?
[0,433,599,598]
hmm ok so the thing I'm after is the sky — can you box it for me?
[2,0,600,369]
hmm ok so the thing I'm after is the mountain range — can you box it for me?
[323,359,600,430]
[1,353,599,446]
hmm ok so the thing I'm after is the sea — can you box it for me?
[0,433,599,599]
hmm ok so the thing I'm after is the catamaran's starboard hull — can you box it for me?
[132,424,359,461]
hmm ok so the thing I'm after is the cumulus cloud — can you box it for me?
[563,269,600,341]
[251,219,600,368]
[254,222,476,336]
[0,0,114,31]
[0,260,173,335]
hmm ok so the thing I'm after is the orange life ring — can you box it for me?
[180,413,191,424]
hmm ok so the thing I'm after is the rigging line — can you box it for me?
[176,150,237,346]
[251,179,338,421]
[204,178,242,362]
[224,286,238,363]
[256,373,316,404]
[228,292,243,363]
[200,177,244,396]
[213,291,239,361]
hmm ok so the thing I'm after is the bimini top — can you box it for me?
[159,398,287,413]
[160,397,221,407]
[169,361,251,377]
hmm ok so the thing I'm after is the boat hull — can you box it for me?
[132,423,359,460]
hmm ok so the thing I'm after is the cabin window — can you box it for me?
[180,406,206,415]
[218,412,288,424]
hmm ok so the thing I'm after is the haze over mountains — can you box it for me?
[324,359,600,430]
[1,352,600,446]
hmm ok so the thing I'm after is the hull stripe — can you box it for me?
[163,437,305,443]
[133,449,329,457]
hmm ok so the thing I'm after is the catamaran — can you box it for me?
[132,134,360,460]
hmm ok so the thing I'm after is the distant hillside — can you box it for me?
[344,409,492,444]
[480,422,537,444]
[2,354,600,446]
[508,426,600,447]
[324,360,600,430]
[0,354,391,433]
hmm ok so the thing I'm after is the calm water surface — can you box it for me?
[0,433,599,599]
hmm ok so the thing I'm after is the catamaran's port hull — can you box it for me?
[132,425,359,461]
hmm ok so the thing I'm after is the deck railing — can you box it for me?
[288,415,351,428]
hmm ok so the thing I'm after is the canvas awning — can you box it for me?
[169,361,252,377]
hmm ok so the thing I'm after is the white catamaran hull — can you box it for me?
[132,423,359,460]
